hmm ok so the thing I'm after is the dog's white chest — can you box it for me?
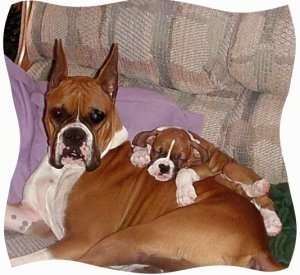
[22,155,85,239]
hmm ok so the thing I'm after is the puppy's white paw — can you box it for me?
[130,146,151,168]
[241,178,270,197]
[176,184,197,207]
[175,168,199,207]
[259,208,282,237]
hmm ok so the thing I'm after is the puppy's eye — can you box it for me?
[89,109,105,124]
[173,154,180,160]
[154,147,162,154]
[50,107,67,122]
[157,148,166,157]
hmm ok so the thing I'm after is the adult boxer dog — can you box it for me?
[130,127,282,236]
[5,40,283,271]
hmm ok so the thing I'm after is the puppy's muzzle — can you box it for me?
[147,139,176,182]
[159,163,170,174]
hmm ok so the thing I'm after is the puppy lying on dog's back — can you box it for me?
[130,126,282,237]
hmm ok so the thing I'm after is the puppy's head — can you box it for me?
[44,40,125,171]
[132,127,208,181]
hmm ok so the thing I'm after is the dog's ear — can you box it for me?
[95,43,118,103]
[48,39,68,90]
[132,129,159,147]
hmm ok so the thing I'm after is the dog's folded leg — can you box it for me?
[78,222,195,271]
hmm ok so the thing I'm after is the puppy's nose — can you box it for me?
[63,127,87,146]
[159,163,170,174]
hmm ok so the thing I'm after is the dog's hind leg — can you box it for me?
[77,223,198,271]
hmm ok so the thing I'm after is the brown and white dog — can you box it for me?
[130,127,282,236]
[5,40,283,271]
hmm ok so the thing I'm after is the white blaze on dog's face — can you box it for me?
[44,41,126,171]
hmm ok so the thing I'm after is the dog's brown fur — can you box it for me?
[36,41,283,271]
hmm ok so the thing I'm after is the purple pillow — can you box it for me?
[5,56,204,204]
[116,87,204,140]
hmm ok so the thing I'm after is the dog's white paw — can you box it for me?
[175,168,199,207]
[241,178,270,198]
[259,208,282,237]
[130,146,151,168]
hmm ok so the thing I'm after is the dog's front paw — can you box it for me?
[241,178,270,198]
[259,208,282,237]
[130,146,151,168]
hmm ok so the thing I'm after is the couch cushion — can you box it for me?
[26,1,160,84]
[167,3,239,94]
[221,91,287,183]
[25,0,241,95]
[228,6,295,95]
[27,3,110,72]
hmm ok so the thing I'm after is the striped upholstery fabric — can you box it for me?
[24,0,295,184]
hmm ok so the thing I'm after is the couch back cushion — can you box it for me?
[26,0,240,94]
[228,6,295,95]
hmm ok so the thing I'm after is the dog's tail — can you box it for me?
[248,252,286,271]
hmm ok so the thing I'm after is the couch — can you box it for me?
[5,0,296,268]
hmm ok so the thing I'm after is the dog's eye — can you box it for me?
[89,109,105,124]
[50,107,67,122]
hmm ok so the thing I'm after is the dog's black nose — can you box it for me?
[159,163,170,174]
[63,127,87,146]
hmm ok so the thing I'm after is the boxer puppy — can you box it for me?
[5,40,283,271]
[130,127,282,236]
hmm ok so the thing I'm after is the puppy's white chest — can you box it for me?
[22,155,85,239]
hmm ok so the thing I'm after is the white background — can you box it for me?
[0,0,299,275]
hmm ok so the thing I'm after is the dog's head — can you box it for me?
[132,127,208,181]
[44,40,127,171]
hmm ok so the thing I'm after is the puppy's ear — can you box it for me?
[190,141,209,163]
[95,44,118,103]
[187,131,209,164]
[132,130,159,147]
[48,39,68,90]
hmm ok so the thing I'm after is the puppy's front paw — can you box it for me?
[130,146,151,168]
[175,168,199,207]
[176,184,197,207]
